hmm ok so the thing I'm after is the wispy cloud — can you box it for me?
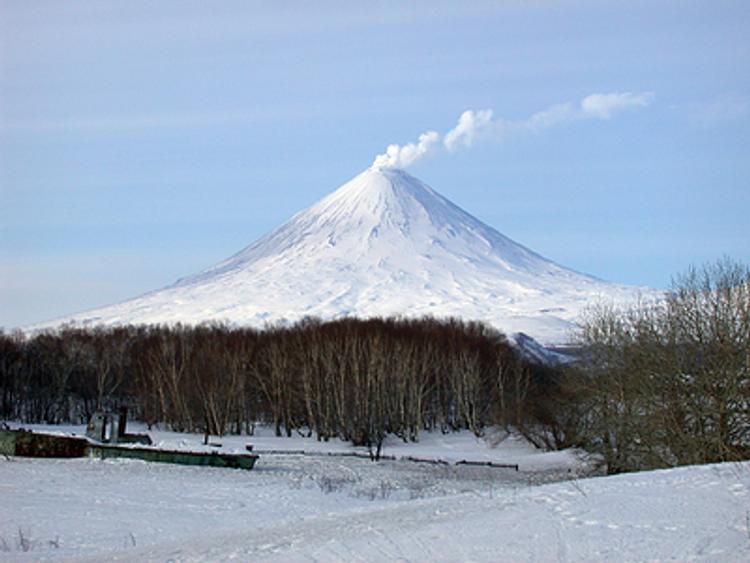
[0,105,343,133]
[372,91,655,169]
[0,110,254,133]
[579,92,654,119]
[678,93,749,127]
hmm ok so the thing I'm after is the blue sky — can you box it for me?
[1,0,749,328]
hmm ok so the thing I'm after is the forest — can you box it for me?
[0,316,554,460]
[1,260,748,472]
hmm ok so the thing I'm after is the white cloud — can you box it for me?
[372,91,655,169]
[580,92,655,119]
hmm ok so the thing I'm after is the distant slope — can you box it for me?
[39,167,654,346]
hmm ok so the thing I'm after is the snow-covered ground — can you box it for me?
[2,424,749,561]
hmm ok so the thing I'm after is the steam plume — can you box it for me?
[371,91,654,169]
[371,131,440,169]
[443,109,495,151]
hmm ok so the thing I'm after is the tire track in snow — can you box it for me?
[116,492,517,562]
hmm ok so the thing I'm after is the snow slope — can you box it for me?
[1,427,748,561]
[44,167,653,346]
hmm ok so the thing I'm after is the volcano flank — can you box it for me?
[46,167,649,346]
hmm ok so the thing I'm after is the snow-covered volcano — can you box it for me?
[47,167,650,345]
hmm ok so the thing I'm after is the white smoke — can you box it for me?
[371,131,440,169]
[523,102,576,132]
[443,109,496,151]
[371,91,654,169]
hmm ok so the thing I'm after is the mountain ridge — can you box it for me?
[37,167,653,346]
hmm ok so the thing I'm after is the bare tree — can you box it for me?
[568,258,750,473]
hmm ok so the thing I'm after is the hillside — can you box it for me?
[43,167,653,346]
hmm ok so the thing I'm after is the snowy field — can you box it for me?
[1,424,749,561]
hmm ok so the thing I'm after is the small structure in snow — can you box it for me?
[85,407,152,445]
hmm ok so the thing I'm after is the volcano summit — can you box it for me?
[48,167,648,346]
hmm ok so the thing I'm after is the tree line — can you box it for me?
[0,316,554,458]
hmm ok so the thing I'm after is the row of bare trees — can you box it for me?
[0,326,133,425]
[1,317,551,457]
